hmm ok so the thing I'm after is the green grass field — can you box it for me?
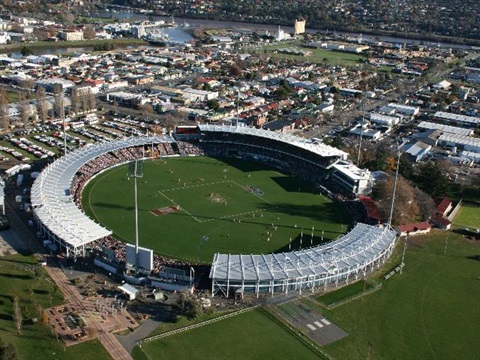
[250,42,365,66]
[453,203,480,229]
[314,231,480,360]
[316,280,374,307]
[82,157,349,263]
[132,309,322,360]
[0,255,111,360]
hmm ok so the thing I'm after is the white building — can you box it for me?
[438,133,480,154]
[417,121,474,136]
[385,103,420,116]
[369,113,400,127]
[59,31,84,41]
[0,32,10,44]
[182,88,219,101]
[331,161,372,195]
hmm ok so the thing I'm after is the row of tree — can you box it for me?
[0,85,96,133]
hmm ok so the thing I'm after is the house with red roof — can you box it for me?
[397,221,432,237]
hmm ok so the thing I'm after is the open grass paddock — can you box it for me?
[316,231,480,360]
[82,156,349,263]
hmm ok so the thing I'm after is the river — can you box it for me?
[97,10,475,50]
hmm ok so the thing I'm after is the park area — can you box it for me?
[0,254,111,360]
[82,156,349,263]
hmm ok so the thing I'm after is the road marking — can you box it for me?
[314,321,324,328]
[321,318,331,325]
[307,324,317,331]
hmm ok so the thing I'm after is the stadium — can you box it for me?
[31,124,397,296]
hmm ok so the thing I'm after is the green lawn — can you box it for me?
[453,203,480,229]
[251,42,365,66]
[82,157,349,263]
[132,309,322,360]
[313,231,480,360]
[0,255,111,360]
[316,281,374,307]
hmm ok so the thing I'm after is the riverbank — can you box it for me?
[100,9,480,49]
[0,38,148,55]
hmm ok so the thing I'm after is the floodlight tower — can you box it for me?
[387,142,404,227]
[128,159,144,273]
[61,93,67,156]
[357,100,366,166]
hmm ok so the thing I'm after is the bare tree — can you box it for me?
[53,84,63,119]
[374,175,421,225]
[13,296,22,335]
[36,86,48,123]
[0,89,9,133]
[86,88,95,112]
[71,86,80,115]
[18,92,30,128]
[83,25,96,40]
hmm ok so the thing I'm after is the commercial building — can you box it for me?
[438,133,480,153]
[433,111,480,129]
[417,121,474,136]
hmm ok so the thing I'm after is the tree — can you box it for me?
[18,92,30,128]
[20,46,32,56]
[414,187,436,221]
[229,63,242,77]
[71,87,80,115]
[86,89,95,113]
[53,83,63,119]
[83,25,96,40]
[0,338,17,360]
[0,89,9,133]
[12,296,22,335]
[176,292,201,320]
[373,175,421,225]
[36,86,48,123]
[417,161,451,197]
[206,99,219,111]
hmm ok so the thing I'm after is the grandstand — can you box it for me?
[210,223,397,297]
[31,136,174,257]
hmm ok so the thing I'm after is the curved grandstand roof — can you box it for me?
[198,124,348,160]
[31,136,173,249]
[210,223,396,282]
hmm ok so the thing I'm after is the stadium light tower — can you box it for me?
[61,93,67,156]
[357,100,366,166]
[128,159,144,273]
[387,141,405,227]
